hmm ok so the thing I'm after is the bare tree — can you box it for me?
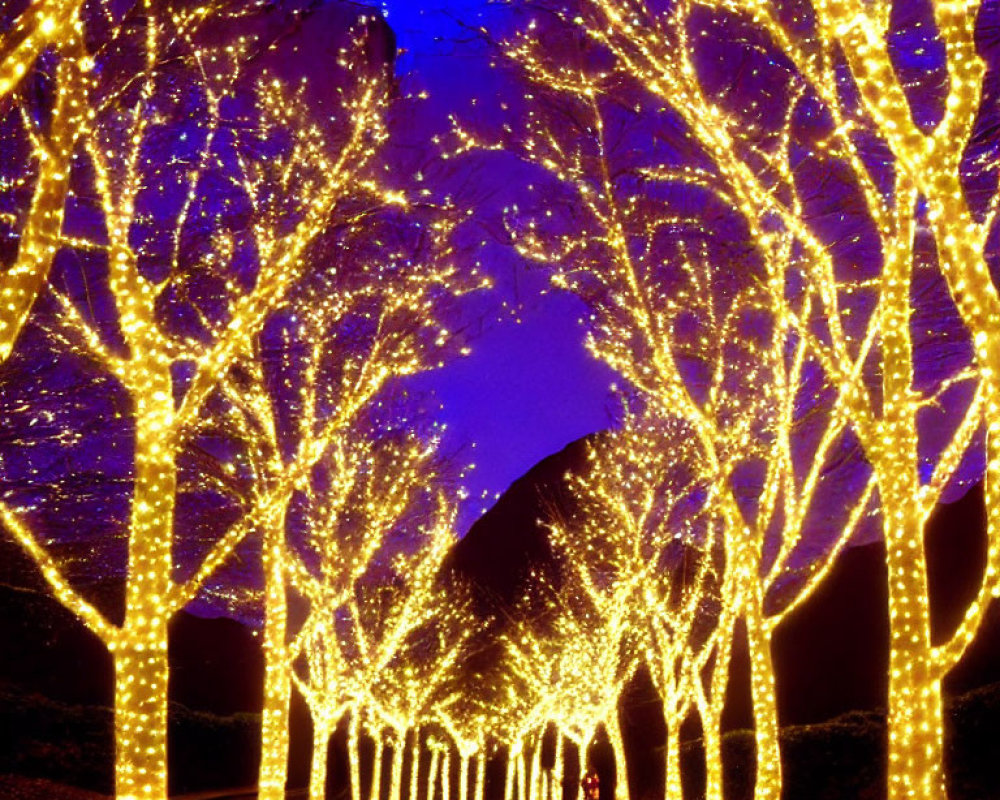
[552,410,727,800]
[0,5,474,798]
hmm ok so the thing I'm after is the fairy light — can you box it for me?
[437,704,489,800]
[361,541,476,800]
[463,3,996,799]
[555,412,729,800]
[283,435,457,800]
[500,563,642,800]
[0,0,85,101]
[0,27,90,364]
[814,4,1000,797]
[3,3,994,800]
[1,4,479,800]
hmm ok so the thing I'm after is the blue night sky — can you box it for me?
[375,0,618,529]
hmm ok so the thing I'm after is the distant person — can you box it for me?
[582,770,599,800]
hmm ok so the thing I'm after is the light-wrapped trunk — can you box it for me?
[517,745,527,800]
[575,738,586,800]
[114,378,176,800]
[504,745,517,800]
[743,555,780,800]
[883,505,944,800]
[390,735,405,800]
[370,736,385,800]
[427,749,441,800]
[409,727,422,800]
[473,751,486,800]
[350,712,363,800]
[113,616,170,800]
[552,733,564,800]
[745,600,781,800]
[878,181,946,800]
[442,750,452,800]
[604,714,629,800]
[309,716,333,800]
[458,754,470,800]
[702,627,733,800]
[529,735,543,800]
[258,505,292,800]
[663,708,681,800]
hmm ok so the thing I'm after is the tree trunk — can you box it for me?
[427,749,441,800]
[350,711,363,800]
[604,713,629,800]
[574,738,586,800]
[884,505,945,800]
[701,703,723,800]
[409,727,422,800]
[877,182,947,800]
[113,616,170,800]
[663,708,682,800]
[504,744,518,800]
[473,751,486,800]
[390,735,405,800]
[114,382,176,800]
[458,754,469,800]
[529,734,543,800]
[552,732,564,800]
[370,737,385,800]
[744,570,781,800]
[310,717,332,800]
[258,507,291,800]
[517,745,527,800]
[703,625,733,800]
[443,750,452,800]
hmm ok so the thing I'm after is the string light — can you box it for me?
[3,3,996,800]
[0,25,90,363]
[283,435,460,800]
[0,0,84,102]
[500,560,642,800]
[460,3,996,799]
[553,412,727,800]
[1,4,480,800]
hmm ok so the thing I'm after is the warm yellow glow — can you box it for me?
[284,437,462,800]
[0,6,478,800]
[3,2,997,800]
[0,25,90,364]
[0,1,85,104]
[459,3,998,800]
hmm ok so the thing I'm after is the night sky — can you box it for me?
[376,0,619,529]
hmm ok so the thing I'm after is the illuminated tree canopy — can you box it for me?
[1,1,998,800]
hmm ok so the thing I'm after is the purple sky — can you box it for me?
[376,0,618,530]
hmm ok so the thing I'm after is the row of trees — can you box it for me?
[2,2,999,800]
[449,1,1000,800]
[0,3,483,800]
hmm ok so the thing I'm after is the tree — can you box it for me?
[535,3,997,797]
[362,566,477,800]
[214,195,476,799]
[0,5,459,798]
[436,696,491,800]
